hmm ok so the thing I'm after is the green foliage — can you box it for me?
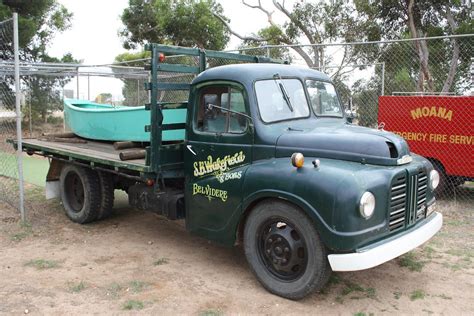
[199,310,222,316]
[410,289,426,301]
[120,0,229,50]
[1,1,78,123]
[0,0,72,50]
[128,280,147,293]
[351,78,379,128]
[153,258,169,266]
[240,26,291,60]
[114,51,149,106]
[398,252,425,272]
[106,282,123,299]
[339,280,376,301]
[23,52,79,124]
[25,258,59,269]
[68,281,86,293]
[356,0,472,93]
[10,231,30,241]
[122,300,144,310]
[10,221,33,241]
[237,1,379,70]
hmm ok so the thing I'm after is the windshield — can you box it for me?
[305,80,343,117]
[255,79,310,123]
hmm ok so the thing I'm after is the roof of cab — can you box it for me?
[192,63,331,86]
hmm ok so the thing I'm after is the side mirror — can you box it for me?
[345,108,356,123]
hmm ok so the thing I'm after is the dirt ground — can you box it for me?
[0,186,473,315]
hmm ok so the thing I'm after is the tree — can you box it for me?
[215,0,377,76]
[355,0,473,93]
[25,53,79,123]
[0,0,73,60]
[0,0,77,123]
[351,78,380,128]
[120,0,229,50]
[114,51,150,106]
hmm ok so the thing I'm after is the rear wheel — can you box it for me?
[60,164,101,224]
[96,171,115,220]
[244,200,331,300]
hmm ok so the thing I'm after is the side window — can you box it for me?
[195,86,247,134]
[228,89,248,133]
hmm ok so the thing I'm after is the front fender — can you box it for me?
[239,158,358,250]
[237,158,405,251]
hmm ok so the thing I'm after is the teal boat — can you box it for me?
[63,99,186,142]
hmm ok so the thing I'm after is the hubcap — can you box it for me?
[258,219,308,280]
[64,172,85,212]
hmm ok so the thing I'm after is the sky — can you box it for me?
[48,0,292,101]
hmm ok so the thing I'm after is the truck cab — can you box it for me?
[181,62,442,298]
[19,44,442,300]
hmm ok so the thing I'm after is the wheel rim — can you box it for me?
[257,217,308,281]
[64,172,85,212]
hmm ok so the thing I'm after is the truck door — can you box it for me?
[184,82,252,240]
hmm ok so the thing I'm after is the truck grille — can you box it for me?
[389,174,407,231]
[409,171,428,224]
[389,170,427,231]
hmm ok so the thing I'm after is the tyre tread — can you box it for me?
[97,172,114,220]
[60,164,101,224]
[244,199,331,300]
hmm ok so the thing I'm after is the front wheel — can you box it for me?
[244,200,331,300]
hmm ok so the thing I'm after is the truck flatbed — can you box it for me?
[22,138,148,173]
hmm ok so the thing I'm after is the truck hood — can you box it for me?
[275,124,411,166]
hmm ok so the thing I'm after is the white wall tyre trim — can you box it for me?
[328,212,443,272]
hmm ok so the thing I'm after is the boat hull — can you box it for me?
[64,99,186,142]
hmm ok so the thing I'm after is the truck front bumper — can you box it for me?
[328,212,442,271]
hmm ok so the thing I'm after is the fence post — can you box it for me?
[137,79,140,105]
[87,74,90,100]
[76,67,80,98]
[381,62,385,96]
[13,12,25,221]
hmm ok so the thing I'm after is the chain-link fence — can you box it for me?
[1,15,472,222]
[238,35,473,200]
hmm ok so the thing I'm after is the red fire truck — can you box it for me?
[378,96,473,193]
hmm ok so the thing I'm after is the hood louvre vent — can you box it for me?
[386,142,398,158]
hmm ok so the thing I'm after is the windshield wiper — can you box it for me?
[273,73,294,112]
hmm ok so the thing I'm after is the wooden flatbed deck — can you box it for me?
[22,138,149,172]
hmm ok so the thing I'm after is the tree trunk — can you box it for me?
[441,7,460,94]
[407,0,434,92]
[441,39,459,94]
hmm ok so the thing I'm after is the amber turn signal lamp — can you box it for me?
[158,53,165,62]
[291,152,304,168]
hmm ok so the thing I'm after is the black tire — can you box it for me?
[244,200,331,300]
[96,171,115,220]
[59,164,101,224]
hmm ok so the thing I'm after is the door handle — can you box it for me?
[186,145,197,156]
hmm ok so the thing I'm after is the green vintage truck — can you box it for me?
[20,44,442,300]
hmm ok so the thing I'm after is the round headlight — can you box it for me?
[291,152,304,168]
[359,192,376,219]
[429,170,440,190]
